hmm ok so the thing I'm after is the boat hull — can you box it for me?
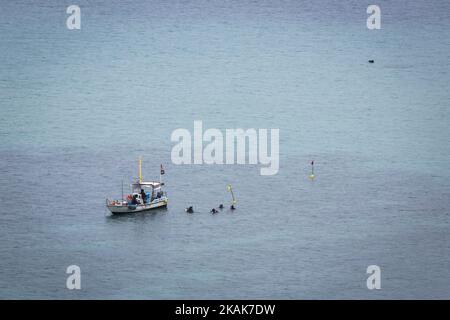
[107,198,168,214]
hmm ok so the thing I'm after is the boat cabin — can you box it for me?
[129,181,165,204]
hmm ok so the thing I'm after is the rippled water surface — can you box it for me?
[0,0,449,298]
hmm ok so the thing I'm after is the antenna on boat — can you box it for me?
[121,180,124,201]
[139,157,143,182]
[227,184,237,205]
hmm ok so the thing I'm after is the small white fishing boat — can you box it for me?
[106,159,168,214]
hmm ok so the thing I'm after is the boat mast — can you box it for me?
[159,164,165,185]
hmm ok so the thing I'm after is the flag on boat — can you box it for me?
[160,164,165,175]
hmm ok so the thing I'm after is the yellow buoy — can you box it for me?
[227,184,237,204]
[309,160,315,180]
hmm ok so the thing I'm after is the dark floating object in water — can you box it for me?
[185,206,194,213]
[219,204,224,209]
[230,205,236,210]
[210,208,218,214]
[368,60,374,63]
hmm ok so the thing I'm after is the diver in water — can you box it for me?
[185,206,194,213]
[219,204,224,209]
[210,208,218,214]
[230,204,236,210]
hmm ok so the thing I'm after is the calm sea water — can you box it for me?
[0,0,449,299]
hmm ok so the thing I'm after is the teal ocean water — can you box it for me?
[0,0,449,298]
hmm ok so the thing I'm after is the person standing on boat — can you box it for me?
[131,194,139,205]
[140,189,147,204]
